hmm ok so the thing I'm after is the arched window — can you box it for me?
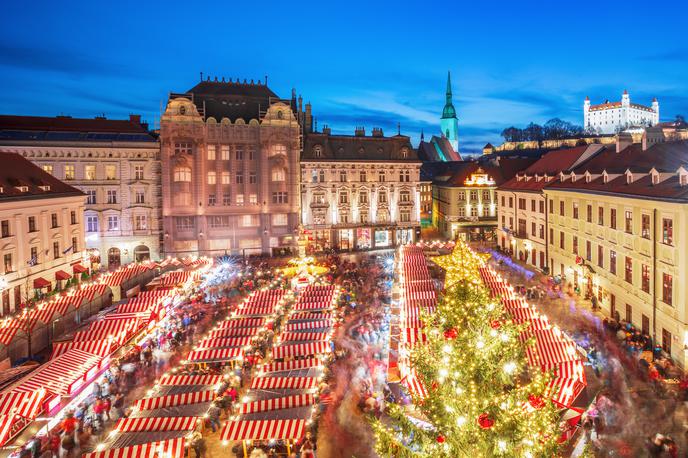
[174,167,191,182]
[271,168,286,182]
[271,144,287,157]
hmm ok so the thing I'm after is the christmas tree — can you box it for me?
[372,243,561,457]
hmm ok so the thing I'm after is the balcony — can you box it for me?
[310,201,329,209]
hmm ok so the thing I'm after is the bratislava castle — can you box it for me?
[584,90,659,134]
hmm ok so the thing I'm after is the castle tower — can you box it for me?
[583,96,591,130]
[440,71,459,153]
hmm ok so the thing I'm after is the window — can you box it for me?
[86,190,96,204]
[249,194,257,204]
[236,172,244,184]
[51,213,58,228]
[135,190,145,204]
[339,191,348,205]
[3,253,12,274]
[539,225,544,239]
[271,144,287,156]
[240,215,258,227]
[610,250,617,275]
[221,145,230,161]
[662,218,673,245]
[207,171,216,185]
[72,236,78,253]
[585,240,591,261]
[549,228,554,245]
[338,171,347,182]
[549,199,553,213]
[471,206,478,217]
[339,213,349,224]
[107,190,117,204]
[573,203,579,219]
[208,194,216,206]
[235,149,244,161]
[359,191,368,205]
[379,192,387,204]
[597,245,603,268]
[531,222,536,237]
[107,216,119,231]
[86,215,98,232]
[624,210,633,234]
[42,164,53,175]
[458,191,466,201]
[223,193,231,206]
[28,216,36,232]
[586,205,592,222]
[209,216,229,228]
[134,165,144,180]
[458,206,466,217]
[208,145,217,161]
[572,236,578,255]
[272,192,288,204]
[400,210,411,222]
[641,214,650,239]
[530,199,535,212]
[174,167,191,182]
[272,214,288,226]
[221,171,231,185]
[249,172,257,184]
[312,193,325,205]
[175,217,195,230]
[360,212,368,224]
[508,197,513,208]
[610,208,617,229]
[641,264,650,293]
[663,273,673,305]
[134,215,147,230]
[625,257,633,283]
[85,165,96,180]
[70,211,77,225]
[559,231,564,249]
[0,221,8,238]
[105,165,116,180]
[271,168,285,182]
[501,196,505,207]
[400,170,411,182]
[400,191,411,203]
[236,194,244,205]
[559,201,565,216]
[539,200,545,213]
[62,164,75,180]
[598,207,604,225]
[625,303,632,323]
[662,328,672,355]
[53,241,60,259]
[174,142,192,155]
[359,171,366,182]
[30,247,38,264]
[378,171,385,182]
[248,150,255,160]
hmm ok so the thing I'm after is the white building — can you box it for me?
[0,115,161,270]
[584,90,659,134]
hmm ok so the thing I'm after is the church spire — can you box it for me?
[446,71,452,103]
[440,70,459,154]
[442,70,457,120]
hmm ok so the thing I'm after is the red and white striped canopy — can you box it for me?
[12,349,102,396]
[235,305,278,316]
[401,316,424,328]
[69,284,108,305]
[293,301,332,311]
[250,377,317,390]
[74,319,141,343]
[541,360,586,383]
[117,297,165,314]
[218,317,266,329]
[207,327,260,339]
[156,374,224,386]
[522,317,551,331]
[135,390,216,410]
[547,377,586,408]
[289,311,332,321]
[51,339,113,359]
[186,347,243,363]
[509,307,540,321]
[195,336,253,349]
[529,339,581,367]
[0,414,15,447]
[0,389,45,418]
[240,393,315,414]
[272,341,330,359]
[0,320,23,346]
[101,270,134,287]
[261,358,322,374]
[83,438,185,458]
[220,419,306,441]
[115,416,199,432]
[280,331,328,342]
[400,372,427,399]
[402,328,427,347]
[284,320,331,331]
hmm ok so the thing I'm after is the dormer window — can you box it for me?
[570,173,577,183]
[652,174,659,185]
[16,186,28,192]
[313,145,323,158]
[681,174,688,187]
[626,173,633,184]
[39,185,51,191]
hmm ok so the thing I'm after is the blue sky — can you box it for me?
[1,0,687,153]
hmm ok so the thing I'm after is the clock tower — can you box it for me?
[440,71,459,153]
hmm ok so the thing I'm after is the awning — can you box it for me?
[0,389,46,418]
[195,336,252,350]
[280,331,328,342]
[156,374,224,387]
[12,349,102,396]
[250,377,317,390]
[220,419,306,441]
[72,263,88,274]
[271,341,330,359]
[207,327,260,339]
[235,305,278,316]
[51,339,113,359]
[33,277,51,289]
[135,390,215,410]
[82,438,185,458]
[284,320,332,331]
[185,347,243,363]
[218,317,266,329]
[240,394,315,414]
[261,357,322,374]
[114,416,199,433]
[74,318,142,343]
[55,270,71,281]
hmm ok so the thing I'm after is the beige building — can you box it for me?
[160,77,310,257]
[0,153,87,315]
[0,115,161,270]
[300,127,420,251]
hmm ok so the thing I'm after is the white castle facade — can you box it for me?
[584,90,659,134]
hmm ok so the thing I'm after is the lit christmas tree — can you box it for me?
[373,243,561,457]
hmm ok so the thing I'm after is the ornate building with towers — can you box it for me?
[584,90,659,134]
[160,75,311,257]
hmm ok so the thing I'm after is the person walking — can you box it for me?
[206,402,221,433]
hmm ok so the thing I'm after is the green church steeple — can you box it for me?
[442,71,457,119]
[440,71,459,153]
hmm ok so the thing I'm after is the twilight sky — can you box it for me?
[1,0,687,153]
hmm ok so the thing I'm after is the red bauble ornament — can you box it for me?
[528,394,546,410]
[431,381,439,391]
[436,435,445,443]
[490,320,501,329]
[477,413,495,429]
[443,328,458,340]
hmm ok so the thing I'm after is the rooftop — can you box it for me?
[302,129,417,162]
[0,152,84,201]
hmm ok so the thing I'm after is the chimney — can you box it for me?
[305,102,312,133]
[616,132,633,153]
[372,127,384,137]
[322,125,331,135]
[129,114,141,124]
[355,126,366,137]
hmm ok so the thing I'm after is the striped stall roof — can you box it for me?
[51,339,113,359]
[220,419,306,441]
[284,320,331,331]
[234,305,278,316]
[12,349,102,396]
[114,416,199,432]
[261,358,322,374]
[74,318,141,343]
[82,438,185,458]
[0,389,45,418]
[271,341,330,359]
[240,393,316,414]
[186,347,243,363]
[206,327,260,339]
[135,390,216,410]
[156,374,224,386]
[195,336,253,349]
[289,311,332,321]
[250,377,317,390]
[218,318,266,329]
[0,320,23,346]
[280,332,328,342]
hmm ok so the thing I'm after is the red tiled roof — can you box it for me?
[546,173,688,202]
[0,115,149,133]
[0,152,83,200]
[573,141,688,174]
[498,146,591,192]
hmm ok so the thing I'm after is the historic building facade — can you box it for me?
[0,115,161,270]
[584,90,659,134]
[300,127,421,251]
[160,77,310,257]
[0,153,87,315]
